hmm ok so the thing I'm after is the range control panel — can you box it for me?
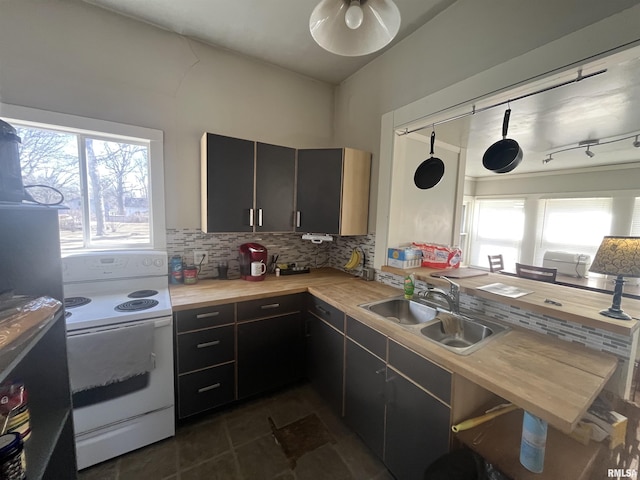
[62,250,167,282]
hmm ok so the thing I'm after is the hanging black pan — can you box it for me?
[414,131,445,189]
[482,108,523,173]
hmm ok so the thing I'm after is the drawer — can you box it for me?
[346,316,386,360]
[178,362,235,418]
[177,324,235,373]
[237,293,304,322]
[308,295,344,332]
[388,340,451,405]
[175,303,234,333]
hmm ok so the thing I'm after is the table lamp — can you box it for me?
[589,236,640,320]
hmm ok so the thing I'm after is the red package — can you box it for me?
[412,242,462,269]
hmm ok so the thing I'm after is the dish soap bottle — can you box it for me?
[404,273,415,299]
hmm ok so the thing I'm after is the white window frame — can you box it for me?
[0,102,166,251]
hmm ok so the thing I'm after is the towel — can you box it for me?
[67,322,155,393]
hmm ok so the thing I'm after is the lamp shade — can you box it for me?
[589,236,640,277]
[309,0,401,57]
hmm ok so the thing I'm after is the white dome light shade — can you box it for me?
[310,0,401,57]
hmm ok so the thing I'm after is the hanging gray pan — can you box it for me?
[482,108,523,173]
[414,131,445,189]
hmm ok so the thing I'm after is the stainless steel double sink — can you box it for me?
[359,296,510,355]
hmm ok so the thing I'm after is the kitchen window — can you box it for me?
[1,104,166,251]
[535,197,612,264]
[469,198,525,270]
[631,197,640,236]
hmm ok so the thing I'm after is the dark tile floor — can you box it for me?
[78,383,393,480]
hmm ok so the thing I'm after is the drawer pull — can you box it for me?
[315,305,330,316]
[198,383,221,393]
[196,312,220,319]
[260,303,281,310]
[375,368,386,375]
[197,340,220,349]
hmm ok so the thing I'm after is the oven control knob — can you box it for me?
[153,259,164,267]
[143,258,152,267]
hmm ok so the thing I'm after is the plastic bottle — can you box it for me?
[404,273,415,299]
[520,411,547,473]
[169,255,183,284]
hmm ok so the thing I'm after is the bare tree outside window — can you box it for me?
[14,123,151,250]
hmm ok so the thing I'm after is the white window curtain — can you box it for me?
[631,197,640,235]
[469,199,525,270]
[535,197,612,264]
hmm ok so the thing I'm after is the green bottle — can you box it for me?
[404,274,415,299]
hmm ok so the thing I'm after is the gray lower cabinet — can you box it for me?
[174,304,236,419]
[384,341,451,480]
[344,338,386,458]
[305,296,345,415]
[237,294,305,399]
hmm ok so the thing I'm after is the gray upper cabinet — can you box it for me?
[255,142,295,232]
[201,133,370,234]
[201,133,254,233]
[201,134,296,233]
[296,148,371,236]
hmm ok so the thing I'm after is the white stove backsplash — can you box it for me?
[166,229,375,280]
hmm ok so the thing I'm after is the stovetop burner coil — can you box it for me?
[127,290,159,299]
[64,297,92,308]
[115,299,159,312]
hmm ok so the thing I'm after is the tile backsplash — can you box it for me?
[166,229,375,279]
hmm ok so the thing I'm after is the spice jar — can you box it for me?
[183,265,198,285]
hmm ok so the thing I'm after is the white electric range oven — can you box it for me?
[62,250,174,470]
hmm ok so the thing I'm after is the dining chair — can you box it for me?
[515,263,558,283]
[487,254,504,273]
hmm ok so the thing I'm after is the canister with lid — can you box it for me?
[0,432,26,479]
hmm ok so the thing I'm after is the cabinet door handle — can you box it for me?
[197,340,220,349]
[249,208,254,227]
[196,312,220,319]
[258,208,263,227]
[260,303,280,310]
[375,368,386,375]
[315,305,329,316]
[198,383,221,393]
[296,211,301,228]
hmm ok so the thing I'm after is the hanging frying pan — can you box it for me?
[414,131,445,189]
[482,108,523,173]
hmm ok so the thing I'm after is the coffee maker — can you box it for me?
[239,243,268,281]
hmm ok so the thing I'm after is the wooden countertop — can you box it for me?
[170,268,357,311]
[169,268,619,434]
[382,265,640,336]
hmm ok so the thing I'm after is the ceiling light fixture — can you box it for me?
[309,0,401,57]
[585,145,595,158]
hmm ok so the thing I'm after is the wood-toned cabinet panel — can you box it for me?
[201,133,254,233]
[256,142,295,232]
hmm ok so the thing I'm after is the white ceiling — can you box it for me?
[79,0,640,178]
[80,0,456,84]
[412,46,640,177]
